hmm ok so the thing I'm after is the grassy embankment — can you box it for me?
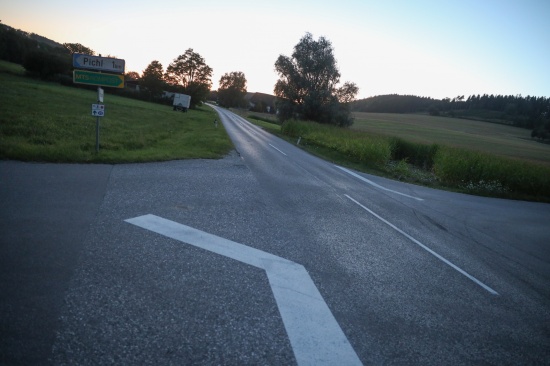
[245,111,550,202]
[0,61,232,163]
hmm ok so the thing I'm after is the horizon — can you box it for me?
[2,0,549,100]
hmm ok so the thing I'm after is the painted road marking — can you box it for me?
[269,144,287,156]
[125,214,363,365]
[336,166,424,201]
[345,195,499,295]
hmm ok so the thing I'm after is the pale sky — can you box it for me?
[2,0,549,100]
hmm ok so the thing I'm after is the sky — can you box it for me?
[2,0,549,100]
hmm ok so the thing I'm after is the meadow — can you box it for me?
[0,62,232,163]
[352,112,550,167]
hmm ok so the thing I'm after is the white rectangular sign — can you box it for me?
[74,53,125,74]
[92,104,105,117]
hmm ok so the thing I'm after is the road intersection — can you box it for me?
[1,107,549,364]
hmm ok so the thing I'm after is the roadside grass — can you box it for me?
[246,115,281,134]
[278,119,550,202]
[0,68,233,163]
[0,60,25,75]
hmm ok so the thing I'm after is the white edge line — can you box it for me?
[344,195,499,296]
[269,144,288,156]
[336,165,423,201]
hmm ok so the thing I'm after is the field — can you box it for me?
[352,112,550,167]
[0,62,232,163]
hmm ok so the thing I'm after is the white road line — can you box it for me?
[336,165,424,201]
[344,195,499,296]
[269,144,288,156]
[125,214,363,366]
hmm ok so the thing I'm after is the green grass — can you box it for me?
[352,112,550,167]
[0,60,25,75]
[279,119,550,202]
[0,66,233,163]
[246,115,281,134]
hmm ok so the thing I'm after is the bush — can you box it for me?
[23,50,71,79]
[281,119,550,201]
[282,120,391,167]
[390,138,439,170]
[433,146,550,198]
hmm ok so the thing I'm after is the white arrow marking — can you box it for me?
[125,214,362,365]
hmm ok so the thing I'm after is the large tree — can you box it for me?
[165,49,213,107]
[141,60,165,99]
[217,71,247,108]
[274,33,358,126]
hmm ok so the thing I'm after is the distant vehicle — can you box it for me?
[173,93,191,112]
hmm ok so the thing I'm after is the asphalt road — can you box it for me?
[1,106,549,365]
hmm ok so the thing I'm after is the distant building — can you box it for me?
[125,78,140,92]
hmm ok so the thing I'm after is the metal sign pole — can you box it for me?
[96,116,100,153]
[95,86,102,152]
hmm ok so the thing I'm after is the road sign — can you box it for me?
[73,53,125,74]
[74,70,124,88]
[92,104,105,117]
[98,87,104,103]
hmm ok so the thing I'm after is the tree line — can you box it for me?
[1,24,359,126]
[0,23,218,108]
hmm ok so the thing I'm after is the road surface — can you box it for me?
[1,106,549,364]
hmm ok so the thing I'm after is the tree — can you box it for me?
[125,71,140,81]
[141,60,165,99]
[274,33,358,126]
[217,71,247,108]
[165,49,213,107]
[23,49,71,79]
[63,43,94,55]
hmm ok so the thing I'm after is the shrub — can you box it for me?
[281,120,391,167]
[23,50,71,79]
[282,120,550,201]
[390,138,439,169]
[433,146,550,198]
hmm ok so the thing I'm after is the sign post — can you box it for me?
[72,53,125,152]
[92,103,105,152]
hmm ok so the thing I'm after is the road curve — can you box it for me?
[1,106,549,365]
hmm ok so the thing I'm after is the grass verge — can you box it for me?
[0,67,233,163]
[276,119,550,202]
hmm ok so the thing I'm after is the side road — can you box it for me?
[0,161,113,365]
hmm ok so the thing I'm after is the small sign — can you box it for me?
[98,87,104,103]
[92,104,105,117]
